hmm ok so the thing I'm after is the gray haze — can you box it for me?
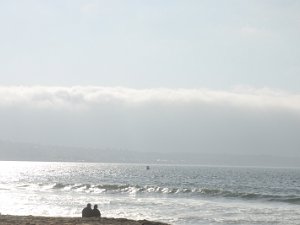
[0,86,299,166]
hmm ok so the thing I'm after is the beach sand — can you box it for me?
[0,215,170,225]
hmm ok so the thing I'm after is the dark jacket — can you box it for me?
[82,206,93,217]
[92,208,101,217]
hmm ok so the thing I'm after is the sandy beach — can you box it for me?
[0,215,170,225]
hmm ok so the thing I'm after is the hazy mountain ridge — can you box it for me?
[0,140,299,167]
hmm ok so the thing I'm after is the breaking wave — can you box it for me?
[29,183,300,205]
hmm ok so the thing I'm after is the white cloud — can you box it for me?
[80,2,98,14]
[239,26,270,38]
[0,86,299,113]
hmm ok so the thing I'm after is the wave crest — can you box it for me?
[32,183,300,205]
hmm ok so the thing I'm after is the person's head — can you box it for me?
[87,203,91,208]
[94,204,98,209]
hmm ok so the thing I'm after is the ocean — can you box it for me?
[0,161,299,225]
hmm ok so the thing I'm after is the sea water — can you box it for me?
[0,161,299,225]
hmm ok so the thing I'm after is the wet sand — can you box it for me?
[0,215,170,225]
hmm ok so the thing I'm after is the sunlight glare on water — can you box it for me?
[0,161,299,225]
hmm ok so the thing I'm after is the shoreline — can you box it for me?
[0,215,170,225]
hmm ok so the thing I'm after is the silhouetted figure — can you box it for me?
[82,203,93,218]
[92,204,101,217]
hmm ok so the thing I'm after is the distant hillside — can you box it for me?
[0,140,299,167]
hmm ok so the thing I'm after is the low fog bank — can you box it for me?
[0,86,300,161]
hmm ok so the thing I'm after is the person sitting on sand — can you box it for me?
[92,204,101,217]
[82,203,93,217]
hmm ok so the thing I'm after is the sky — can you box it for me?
[0,1,300,159]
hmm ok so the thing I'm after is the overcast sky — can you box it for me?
[0,1,300,157]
